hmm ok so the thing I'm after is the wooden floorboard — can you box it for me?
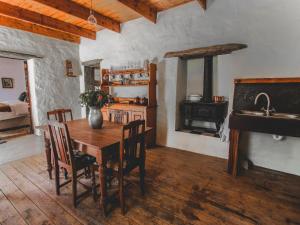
[1,146,300,225]
[0,189,27,225]
[0,169,54,225]
[0,164,84,225]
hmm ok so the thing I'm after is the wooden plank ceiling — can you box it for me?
[0,0,206,43]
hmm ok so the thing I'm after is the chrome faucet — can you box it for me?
[254,92,272,116]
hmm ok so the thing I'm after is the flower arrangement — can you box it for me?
[79,90,108,109]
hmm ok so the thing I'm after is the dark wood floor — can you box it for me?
[0,146,300,225]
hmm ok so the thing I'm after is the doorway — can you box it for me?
[82,59,102,117]
[0,58,33,140]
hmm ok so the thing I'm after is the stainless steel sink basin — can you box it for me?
[235,110,300,119]
[271,113,300,119]
[236,110,265,116]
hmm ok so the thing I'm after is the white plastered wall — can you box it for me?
[80,1,300,175]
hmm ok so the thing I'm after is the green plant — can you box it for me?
[79,90,108,108]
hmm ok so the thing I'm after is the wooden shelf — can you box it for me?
[102,83,149,87]
[101,64,157,107]
[234,77,300,84]
[105,68,147,76]
[103,103,148,109]
[101,63,157,146]
[164,43,247,59]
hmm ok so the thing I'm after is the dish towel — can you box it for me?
[219,112,230,142]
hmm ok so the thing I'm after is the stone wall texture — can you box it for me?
[80,0,300,175]
[0,26,81,128]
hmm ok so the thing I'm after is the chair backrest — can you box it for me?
[120,120,146,172]
[48,121,74,168]
[109,109,129,124]
[47,108,73,123]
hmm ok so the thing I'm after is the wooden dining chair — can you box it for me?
[48,121,97,207]
[107,120,146,214]
[47,108,73,123]
[109,109,129,124]
[47,108,74,179]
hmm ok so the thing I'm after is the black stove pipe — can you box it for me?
[203,56,213,102]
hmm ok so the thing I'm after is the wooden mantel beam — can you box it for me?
[31,0,120,33]
[0,15,80,43]
[164,43,248,59]
[118,0,157,23]
[197,0,207,10]
[0,1,95,40]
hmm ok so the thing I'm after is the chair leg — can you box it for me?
[72,171,77,208]
[91,166,97,202]
[139,163,145,195]
[55,165,60,195]
[63,168,68,180]
[119,172,125,215]
[84,167,91,178]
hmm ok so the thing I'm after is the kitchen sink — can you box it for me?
[271,113,300,119]
[236,110,265,117]
[235,110,300,119]
[230,110,300,137]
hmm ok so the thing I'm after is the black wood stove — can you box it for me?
[164,43,248,135]
[181,56,228,134]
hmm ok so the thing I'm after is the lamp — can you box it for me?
[87,0,97,26]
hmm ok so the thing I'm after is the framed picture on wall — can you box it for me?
[1,78,13,88]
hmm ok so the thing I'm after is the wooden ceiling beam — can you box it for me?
[31,0,120,33]
[118,0,157,23]
[0,1,95,40]
[0,15,80,43]
[197,0,207,10]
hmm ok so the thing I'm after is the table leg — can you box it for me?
[44,132,52,180]
[97,153,107,216]
[227,129,240,177]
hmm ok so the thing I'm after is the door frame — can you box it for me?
[24,60,34,134]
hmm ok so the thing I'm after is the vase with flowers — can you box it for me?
[79,90,108,129]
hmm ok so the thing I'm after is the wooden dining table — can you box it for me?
[36,118,152,215]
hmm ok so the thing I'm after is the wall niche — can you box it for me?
[166,44,247,137]
[175,57,228,137]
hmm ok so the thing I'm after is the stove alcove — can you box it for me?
[164,44,247,137]
[180,56,228,136]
